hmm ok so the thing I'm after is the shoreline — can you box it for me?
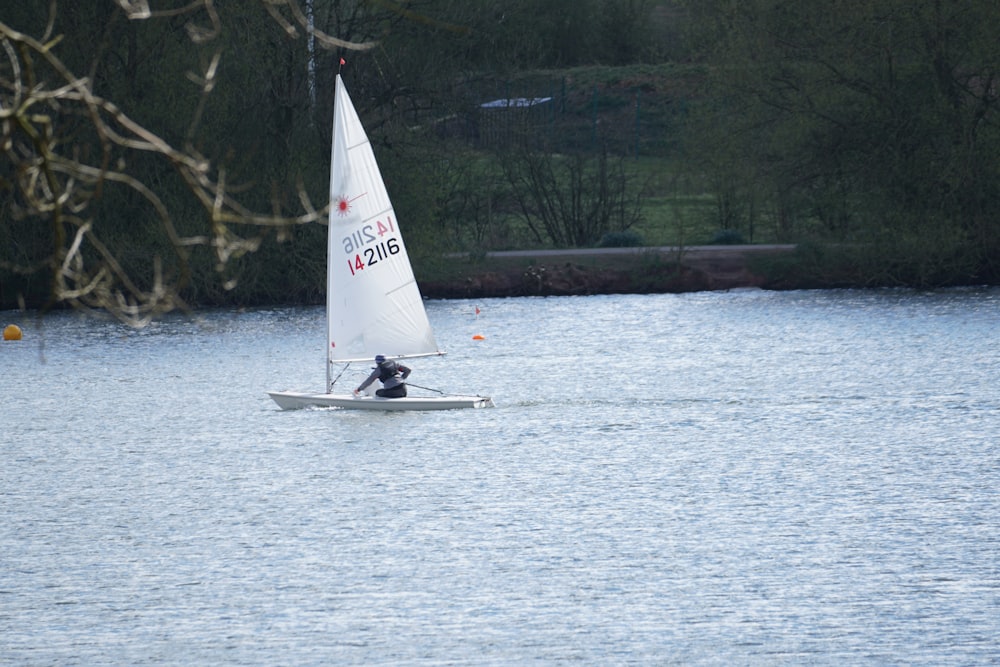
[421,245,797,298]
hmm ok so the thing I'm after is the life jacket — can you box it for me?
[377,359,400,382]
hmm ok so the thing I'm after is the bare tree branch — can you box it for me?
[1,1,377,325]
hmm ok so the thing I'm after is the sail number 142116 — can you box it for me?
[343,218,401,276]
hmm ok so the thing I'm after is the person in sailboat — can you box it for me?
[354,355,411,398]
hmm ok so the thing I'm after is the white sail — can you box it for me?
[326,74,440,365]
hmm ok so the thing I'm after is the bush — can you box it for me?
[598,230,645,247]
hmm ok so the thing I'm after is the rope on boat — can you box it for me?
[405,382,447,395]
[329,362,351,391]
[406,382,491,400]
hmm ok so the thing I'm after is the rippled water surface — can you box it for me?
[3,288,1000,665]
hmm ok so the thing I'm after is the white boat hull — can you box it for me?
[268,391,494,411]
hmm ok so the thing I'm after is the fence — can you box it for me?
[438,75,687,157]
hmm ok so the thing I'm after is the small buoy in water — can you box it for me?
[3,324,22,341]
[472,334,485,341]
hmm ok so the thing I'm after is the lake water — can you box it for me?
[3,288,999,665]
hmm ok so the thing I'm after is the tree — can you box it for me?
[682,0,1000,283]
[500,146,644,247]
[0,0,375,323]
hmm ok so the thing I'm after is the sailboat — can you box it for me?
[268,74,494,411]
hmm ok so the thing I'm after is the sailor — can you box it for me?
[354,354,411,398]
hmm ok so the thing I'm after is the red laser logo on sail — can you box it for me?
[335,192,366,216]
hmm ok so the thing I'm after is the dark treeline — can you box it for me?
[2,0,998,317]
[683,0,1000,288]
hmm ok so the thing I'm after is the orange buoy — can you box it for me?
[472,334,485,341]
[3,324,22,341]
